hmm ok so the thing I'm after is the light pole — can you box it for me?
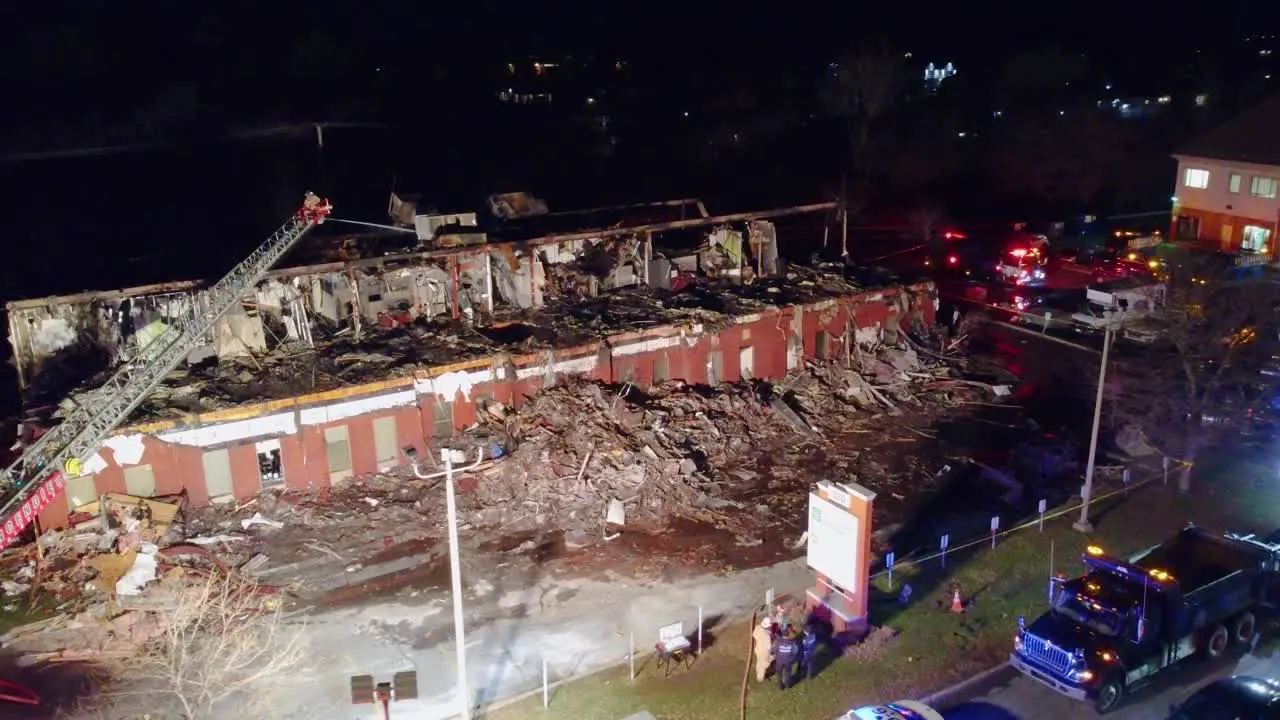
[1074,325,1114,533]
[408,446,484,719]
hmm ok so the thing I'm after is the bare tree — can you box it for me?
[907,201,948,257]
[821,46,904,177]
[1105,257,1280,490]
[83,573,307,719]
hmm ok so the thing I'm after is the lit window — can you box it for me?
[1250,176,1278,199]
[1229,173,1243,193]
[1243,225,1272,253]
[1183,168,1210,189]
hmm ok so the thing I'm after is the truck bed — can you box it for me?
[1131,527,1270,595]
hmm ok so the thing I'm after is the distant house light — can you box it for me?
[1195,94,1209,106]
[1157,95,1172,104]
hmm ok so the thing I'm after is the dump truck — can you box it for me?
[1010,526,1280,714]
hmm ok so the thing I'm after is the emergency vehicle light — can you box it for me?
[1010,248,1028,258]
[1086,545,1105,556]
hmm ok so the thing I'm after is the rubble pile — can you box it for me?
[0,493,284,664]
[460,337,1006,536]
[470,378,786,534]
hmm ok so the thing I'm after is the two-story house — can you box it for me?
[1171,96,1280,258]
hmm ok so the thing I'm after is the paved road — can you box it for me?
[942,638,1280,719]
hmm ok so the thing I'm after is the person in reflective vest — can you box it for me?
[751,617,774,682]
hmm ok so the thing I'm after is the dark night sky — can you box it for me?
[0,0,1274,301]
[3,0,1271,109]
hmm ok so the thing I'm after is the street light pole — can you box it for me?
[409,447,483,720]
[1074,325,1114,533]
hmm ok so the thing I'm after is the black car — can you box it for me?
[1168,676,1280,719]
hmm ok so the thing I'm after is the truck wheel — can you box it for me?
[1233,612,1257,645]
[1205,624,1230,658]
[1094,675,1125,714]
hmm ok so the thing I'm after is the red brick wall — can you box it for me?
[37,286,938,530]
[229,443,262,500]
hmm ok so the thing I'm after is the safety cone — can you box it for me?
[950,588,964,613]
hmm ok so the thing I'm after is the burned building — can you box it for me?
[5,197,936,532]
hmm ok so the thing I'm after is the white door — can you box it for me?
[325,426,353,483]
[65,475,97,511]
[123,465,156,497]
[373,416,398,470]
[739,346,755,379]
[202,449,234,499]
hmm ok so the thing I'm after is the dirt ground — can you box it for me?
[191,383,1046,611]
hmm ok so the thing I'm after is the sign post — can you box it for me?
[940,533,950,569]
[990,516,1000,549]
[1037,499,1047,532]
[804,481,876,637]
[1163,456,1170,485]
[886,552,896,588]
[697,606,704,654]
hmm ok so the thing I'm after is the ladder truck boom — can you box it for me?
[0,194,333,549]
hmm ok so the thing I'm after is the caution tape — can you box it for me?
[867,463,1190,581]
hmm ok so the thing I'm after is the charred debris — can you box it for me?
[7,194,908,428]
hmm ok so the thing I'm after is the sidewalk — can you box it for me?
[265,553,814,719]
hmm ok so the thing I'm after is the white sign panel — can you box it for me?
[807,492,860,593]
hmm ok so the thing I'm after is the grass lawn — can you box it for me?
[487,480,1247,720]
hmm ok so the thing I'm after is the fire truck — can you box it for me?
[0,195,333,549]
[997,232,1050,286]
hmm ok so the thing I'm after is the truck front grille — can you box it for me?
[1022,633,1072,677]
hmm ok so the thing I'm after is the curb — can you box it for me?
[919,661,1014,708]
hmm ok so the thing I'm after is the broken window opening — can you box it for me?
[619,365,637,385]
[815,330,830,360]
[653,354,670,383]
[739,345,755,379]
[258,448,283,486]
[367,293,383,302]
[707,350,723,385]
[432,401,455,439]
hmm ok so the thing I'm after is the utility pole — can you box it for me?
[840,176,849,259]
[409,447,483,719]
[1075,325,1114,533]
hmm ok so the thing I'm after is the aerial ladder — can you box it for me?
[0,193,333,549]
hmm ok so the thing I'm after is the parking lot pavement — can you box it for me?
[943,640,1280,720]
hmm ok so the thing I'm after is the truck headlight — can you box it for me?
[1071,668,1094,682]
[1014,633,1024,652]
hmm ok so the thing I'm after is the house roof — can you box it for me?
[1175,95,1280,167]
